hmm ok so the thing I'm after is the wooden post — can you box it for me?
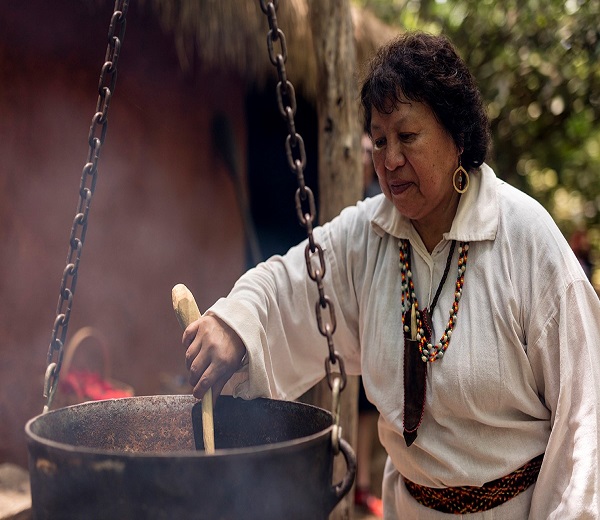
[304,1,363,518]
[307,0,363,221]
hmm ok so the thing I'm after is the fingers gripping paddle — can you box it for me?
[172,283,215,454]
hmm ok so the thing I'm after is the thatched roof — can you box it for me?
[141,0,398,98]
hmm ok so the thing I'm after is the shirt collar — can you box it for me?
[370,163,499,243]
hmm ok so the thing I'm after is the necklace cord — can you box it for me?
[429,240,456,315]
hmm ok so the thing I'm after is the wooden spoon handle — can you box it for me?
[172,283,215,454]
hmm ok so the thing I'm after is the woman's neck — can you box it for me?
[412,193,461,253]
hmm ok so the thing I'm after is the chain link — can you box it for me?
[42,0,129,413]
[259,1,347,397]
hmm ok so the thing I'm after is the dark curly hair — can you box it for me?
[360,32,490,171]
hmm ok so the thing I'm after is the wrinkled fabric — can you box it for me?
[212,164,600,519]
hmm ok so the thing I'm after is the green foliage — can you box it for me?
[355,0,600,278]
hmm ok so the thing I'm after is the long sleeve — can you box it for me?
[528,280,600,518]
[209,206,367,401]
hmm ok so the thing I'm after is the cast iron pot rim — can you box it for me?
[25,394,334,458]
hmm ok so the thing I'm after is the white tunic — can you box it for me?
[210,164,600,519]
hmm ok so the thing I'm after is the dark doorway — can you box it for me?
[245,82,319,264]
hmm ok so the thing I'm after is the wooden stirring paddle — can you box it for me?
[172,283,215,454]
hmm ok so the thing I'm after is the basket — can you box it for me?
[55,326,134,407]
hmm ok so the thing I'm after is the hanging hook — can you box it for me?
[330,375,342,454]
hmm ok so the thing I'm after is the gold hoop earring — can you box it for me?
[453,162,469,194]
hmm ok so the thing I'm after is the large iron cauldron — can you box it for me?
[25,394,355,520]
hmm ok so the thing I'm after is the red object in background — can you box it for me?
[355,486,384,518]
[59,369,134,401]
[54,326,135,406]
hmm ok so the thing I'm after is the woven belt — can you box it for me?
[403,454,544,514]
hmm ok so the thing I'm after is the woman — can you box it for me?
[182,32,600,518]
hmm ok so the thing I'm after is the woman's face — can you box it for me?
[370,97,461,237]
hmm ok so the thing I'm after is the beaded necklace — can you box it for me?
[399,239,469,362]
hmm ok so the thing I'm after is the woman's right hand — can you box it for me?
[182,313,246,405]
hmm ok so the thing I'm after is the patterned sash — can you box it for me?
[403,454,544,513]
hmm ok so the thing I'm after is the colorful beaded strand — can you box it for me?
[400,241,423,337]
[399,240,469,363]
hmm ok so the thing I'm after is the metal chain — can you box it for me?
[42,0,130,413]
[259,1,347,401]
